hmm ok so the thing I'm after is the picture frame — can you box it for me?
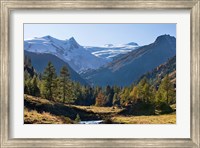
[0,0,199,147]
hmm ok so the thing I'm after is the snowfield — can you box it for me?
[24,35,139,73]
[24,36,107,73]
[85,42,139,60]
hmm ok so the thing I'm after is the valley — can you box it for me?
[24,95,176,124]
[24,34,176,124]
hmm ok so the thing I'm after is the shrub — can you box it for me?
[120,99,155,115]
[156,102,173,114]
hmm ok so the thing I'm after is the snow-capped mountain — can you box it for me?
[82,35,176,86]
[24,36,107,73]
[85,42,139,60]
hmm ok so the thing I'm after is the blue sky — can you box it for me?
[24,24,176,46]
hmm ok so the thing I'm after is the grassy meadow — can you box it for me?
[24,95,176,124]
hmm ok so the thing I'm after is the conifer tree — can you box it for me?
[112,93,120,106]
[30,75,40,96]
[105,85,114,106]
[60,66,69,103]
[42,62,57,100]
[157,75,175,104]
[105,85,111,95]
[142,82,152,102]
[137,77,152,102]
[59,65,75,103]
[25,78,32,95]
[130,86,139,100]
[73,82,82,100]
[95,91,106,106]
[113,85,120,94]
[119,87,131,106]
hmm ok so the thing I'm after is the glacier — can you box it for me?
[85,42,139,60]
[24,36,107,73]
[24,35,139,73]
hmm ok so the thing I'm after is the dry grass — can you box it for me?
[24,95,176,124]
[111,113,176,124]
[24,108,72,124]
[73,105,123,114]
[24,94,52,105]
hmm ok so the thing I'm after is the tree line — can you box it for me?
[24,58,176,110]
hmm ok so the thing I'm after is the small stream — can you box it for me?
[79,120,104,124]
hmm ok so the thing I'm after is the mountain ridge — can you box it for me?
[82,34,176,86]
[24,36,107,73]
[137,55,176,87]
[24,36,140,72]
[24,50,88,85]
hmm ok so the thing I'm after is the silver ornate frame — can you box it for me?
[0,0,199,147]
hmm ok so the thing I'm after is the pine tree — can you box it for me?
[73,82,82,100]
[137,77,152,102]
[25,78,32,95]
[113,85,120,94]
[59,66,75,104]
[94,86,101,98]
[104,85,114,106]
[119,87,131,106]
[157,75,175,104]
[30,75,40,96]
[137,77,147,101]
[130,86,139,100]
[105,85,111,95]
[42,62,57,100]
[53,77,60,101]
[150,86,157,103]
[95,91,106,106]
[142,82,151,102]
[60,66,69,103]
[112,93,120,106]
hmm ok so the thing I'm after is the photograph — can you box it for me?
[1,0,199,147]
[24,23,176,124]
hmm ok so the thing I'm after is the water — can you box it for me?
[79,120,103,124]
